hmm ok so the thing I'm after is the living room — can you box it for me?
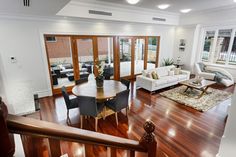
[0,0,236,157]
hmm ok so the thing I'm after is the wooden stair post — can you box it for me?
[139,121,157,157]
[0,97,15,157]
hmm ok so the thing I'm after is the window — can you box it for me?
[202,31,215,61]
[214,29,232,64]
[201,28,236,66]
[229,31,236,65]
[147,37,158,69]
[46,36,57,42]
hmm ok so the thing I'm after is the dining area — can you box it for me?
[61,78,130,132]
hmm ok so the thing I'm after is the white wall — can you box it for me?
[175,7,236,77]
[0,15,176,114]
[180,7,236,26]
[173,25,201,72]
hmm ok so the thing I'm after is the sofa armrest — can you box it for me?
[136,75,155,91]
[180,70,190,79]
[206,66,234,81]
[197,72,215,80]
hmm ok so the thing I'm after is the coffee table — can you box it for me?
[179,79,216,98]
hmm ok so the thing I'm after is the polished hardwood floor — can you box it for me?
[23,82,235,157]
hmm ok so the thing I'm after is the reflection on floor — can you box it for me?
[23,82,234,157]
[53,77,74,89]
[53,74,96,89]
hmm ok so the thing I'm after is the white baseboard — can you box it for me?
[34,89,52,98]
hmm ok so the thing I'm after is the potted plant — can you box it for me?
[95,60,105,88]
[162,58,174,66]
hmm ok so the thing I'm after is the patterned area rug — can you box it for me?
[160,86,232,112]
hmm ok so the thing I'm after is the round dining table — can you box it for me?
[72,80,127,101]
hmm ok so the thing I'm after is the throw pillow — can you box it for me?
[168,70,174,76]
[146,73,152,78]
[174,68,181,75]
[151,71,159,79]
[198,62,206,72]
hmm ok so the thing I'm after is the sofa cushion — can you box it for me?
[168,70,174,76]
[146,72,152,78]
[176,74,187,81]
[154,79,168,87]
[156,67,169,77]
[164,76,178,83]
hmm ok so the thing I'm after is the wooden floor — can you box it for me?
[23,82,235,157]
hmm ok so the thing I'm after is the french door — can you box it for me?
[44,35,160,95]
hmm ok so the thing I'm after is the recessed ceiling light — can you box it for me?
[126,0,140,5]
[180,9,192,13]
[157,4,170,10]
[234,0,236,2]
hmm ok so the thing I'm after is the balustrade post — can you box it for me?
[139,120,157,157]
[0,97,15,157]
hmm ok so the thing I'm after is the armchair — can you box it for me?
[195,62,234,87]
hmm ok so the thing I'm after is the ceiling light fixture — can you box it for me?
[126,0,140,5]
[234,0,236,2]
[157,4,170,10]
[180,9,192,13]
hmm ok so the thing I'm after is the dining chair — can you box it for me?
[75,77,88,85]
[77,95,104,131]
[120,78,130,89]
[105,89,130,126]
[61,86,79,120]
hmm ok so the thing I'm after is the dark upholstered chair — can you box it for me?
[105,89,130,125]
[103,66,114,80]
[61,86,79,119]
[77,96,104,131]
[52,73,58,85]
[120,78,130,89]
[75,77,88,85]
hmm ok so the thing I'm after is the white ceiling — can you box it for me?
[0,0,70,16]
[76,0,236,13]
[0,0,236,18]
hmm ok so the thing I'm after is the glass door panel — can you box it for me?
[147,37,157,70]
[119,38,132,77]
[202,31,215,62]
[229,31,236,65]
[76,38,94,80]
[134,38,145,75]
[214,29,232,64]
[45,36,75,90]
[98,37,114,79]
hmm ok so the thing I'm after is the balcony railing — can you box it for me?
[202,51,236,64]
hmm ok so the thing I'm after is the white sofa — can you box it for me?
[195,63,234,87]
[136,65,190,92]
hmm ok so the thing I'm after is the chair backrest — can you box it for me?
[61,86,71,109]
[120,78,130,89]
[77,96,98,117]
[195,62,203,74]
[75,78,88,85]
[114,89,130,112]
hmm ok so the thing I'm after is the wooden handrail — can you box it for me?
[0,97,157,157]
[7,114,146,152]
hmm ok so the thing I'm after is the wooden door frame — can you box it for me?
[133,37,146,77]
[43,34,161,95]
[44,35,76,95]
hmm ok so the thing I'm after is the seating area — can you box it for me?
[1,0,236,157]
[195,62,234,87]
[136,65,190,92]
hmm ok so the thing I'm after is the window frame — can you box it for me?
[200,27,236,66]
